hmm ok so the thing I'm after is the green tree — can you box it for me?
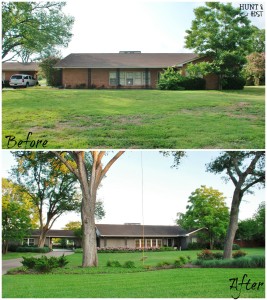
[249,27,265,53]
[39,56,62,86]
[236,202,265,242]
[185,2,254,89]
[177,185,229,249]
[11,151,80,248]
[2,178,33,254]
[207,151,265,258]
[2,2,74,61]
[52,151,124,267]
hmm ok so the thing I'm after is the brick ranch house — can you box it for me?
[55,51,219,90]
[2,62,39,81]
[23,224,206,250]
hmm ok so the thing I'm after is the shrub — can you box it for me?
[232,250,247,259]
[21,255,69,273]
[123,261,135,268]
[16,246,50,253]
[156,261,171,267]
[180,77,206,90]
[106,260,121,267]
[222,76,246,90]
[232,244,241,250]
[187,242,209,250]
[195,256,265,268]
[157,67,186,90]
[74,248,83,253]
[174,259,183,268]
[213,252,224,260]
[197,249,214,260]
[160,247,176,251]
[21,256,36,269]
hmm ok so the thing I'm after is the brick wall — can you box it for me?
[62,68,89,88]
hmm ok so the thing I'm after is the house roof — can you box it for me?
[29,225,203,239]
[30,229,76,238]
[54,53,200,69]
[2,62,39,71]
[96,224,193,237]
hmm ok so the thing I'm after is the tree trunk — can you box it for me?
[2,240,8,254]
[77,152,98,267]
[38,227,49,248]
[223,190,240,259]
[81,190,98,267]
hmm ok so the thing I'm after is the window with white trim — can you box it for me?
[109,71,151,86]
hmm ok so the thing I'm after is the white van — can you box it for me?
[9,74,37,88]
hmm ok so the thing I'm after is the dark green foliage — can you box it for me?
[180,77,206,90]
[106,260,122,267]
[21,255,69,273]
[123,261,136,268]
[160,247,176,251]
[213,252,224,260]
[187,242,209,250]
[156,261,171,267]
[222,76,246,90]
[232,250,247,259]
[21,256,36,269]
[17,246,50,253]
[232,244,241,250]
[195,255,265,268]
[158,67,206,90]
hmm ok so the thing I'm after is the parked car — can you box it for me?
[9,74,37,88]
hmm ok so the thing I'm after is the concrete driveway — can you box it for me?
[2,250,74,275]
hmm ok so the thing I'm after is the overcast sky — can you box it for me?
[1,150,265,229]
[59,0,265,57]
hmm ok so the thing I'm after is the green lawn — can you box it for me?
[2,86,265,149]
[3,249,265,298]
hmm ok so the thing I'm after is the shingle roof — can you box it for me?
[2,62,39,71]
[55,53,200,69]
[30,225,202,239]
[30,229,76,238]
[96,224,190,237]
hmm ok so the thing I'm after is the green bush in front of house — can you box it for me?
[21,255,69,273]
[222,76,246,90]
[158,67,206,90]
[16,246,51,253]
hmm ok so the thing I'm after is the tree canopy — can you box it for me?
[2,2,74,61]
[185,2,255,88]
[11,151,80,247]
[177,185,229,249]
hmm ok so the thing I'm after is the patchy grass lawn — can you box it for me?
[3,249,265,298]
[2,86,265,149]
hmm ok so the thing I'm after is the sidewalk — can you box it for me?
[2,250,74,275]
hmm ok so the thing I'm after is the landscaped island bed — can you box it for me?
[2,86,264,149]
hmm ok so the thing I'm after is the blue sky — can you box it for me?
[2,150,264,229]
[60,0,265,56]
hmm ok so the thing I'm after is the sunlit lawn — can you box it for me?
[2,86,265,149]
[3,249,265,298]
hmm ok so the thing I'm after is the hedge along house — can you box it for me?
[54,51,219,90]
[2,62,39,82]
[23,224,205,250]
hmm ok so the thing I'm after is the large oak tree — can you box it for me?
[206,151,265,258]
[11,152,80,248]
[52,151,124,267]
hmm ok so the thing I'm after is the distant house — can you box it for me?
[23,224,206,250]
[55,52,219,90]
[2,62,39,82]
